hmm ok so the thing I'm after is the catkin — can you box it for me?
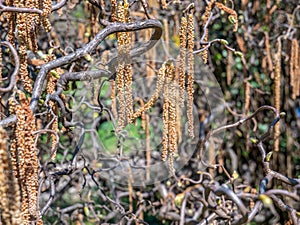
[201,1,214,63]
[130,63,166,122]
[9,92,41,224]
[215,2,238,32]
[115,1,133,130]
[187,13,195,139]
[167,63,177,163]
[290,39,299,99]
[161,62,178,173]
[0,47,2,86]
[179,16,187,109]
[265,32,273,74]
[244,81,250,115]
[226,50,233,85]
[274,40,281,152]
[6,0,52,92]
[162,64,169,161]
[111,0,117,22]
[0,127,21,224]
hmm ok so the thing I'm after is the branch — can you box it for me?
[30,19,163,112]
[0,41,19,92]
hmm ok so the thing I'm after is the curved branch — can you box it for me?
[30,19,163,112]
[0,0,43,14]
[0,41,19,92]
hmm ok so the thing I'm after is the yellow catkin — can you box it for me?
[161,61,178,174]
[9,92,41,224]
[0,127,22,225]
[167,62,177,174]
[201,1,214,63]
[116,65,126,132]
[175,62,182,145]
[115,0,133,130]
[6,0,52,92]
[290,39,299,99]
[214,2,238,32]
[46,56,61,160]
[111,0,117,22]
[274,40,281,152]
[116,2,126,131]
[162,64,170,162]
[187,14,195,139]
[130,63,166,122]
[179,16,187,109]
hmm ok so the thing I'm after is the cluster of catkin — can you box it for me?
[114,0,133,132]
[5,0,52,92]
[9,92,43,225]
[179,14,195,139]
[160,13,195,172]
[201,1,238,63]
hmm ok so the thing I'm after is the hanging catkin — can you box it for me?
[0,127,22,224]
[9,92,42,224]
[6,0,52,92]
[179,16,187,109]
[116,0,133,131]
[187,13,195,139]
[162,61,177,173]
[290,39,299,99]
[167,62,177,174]
[274,39,281,152]
[201,1,214,63]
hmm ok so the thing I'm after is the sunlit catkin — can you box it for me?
[116,2,126,131]
[187,14,195,139]
[274,40,281,152]
[179,16,187,109]
[161,61,177,173]
[6,0,52,92]
[115,1,133,130]
[9,92,41,224]
[201,1,214,63]
[162,63,169,161]
[167,62,177,174]
[111,0,117,22]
